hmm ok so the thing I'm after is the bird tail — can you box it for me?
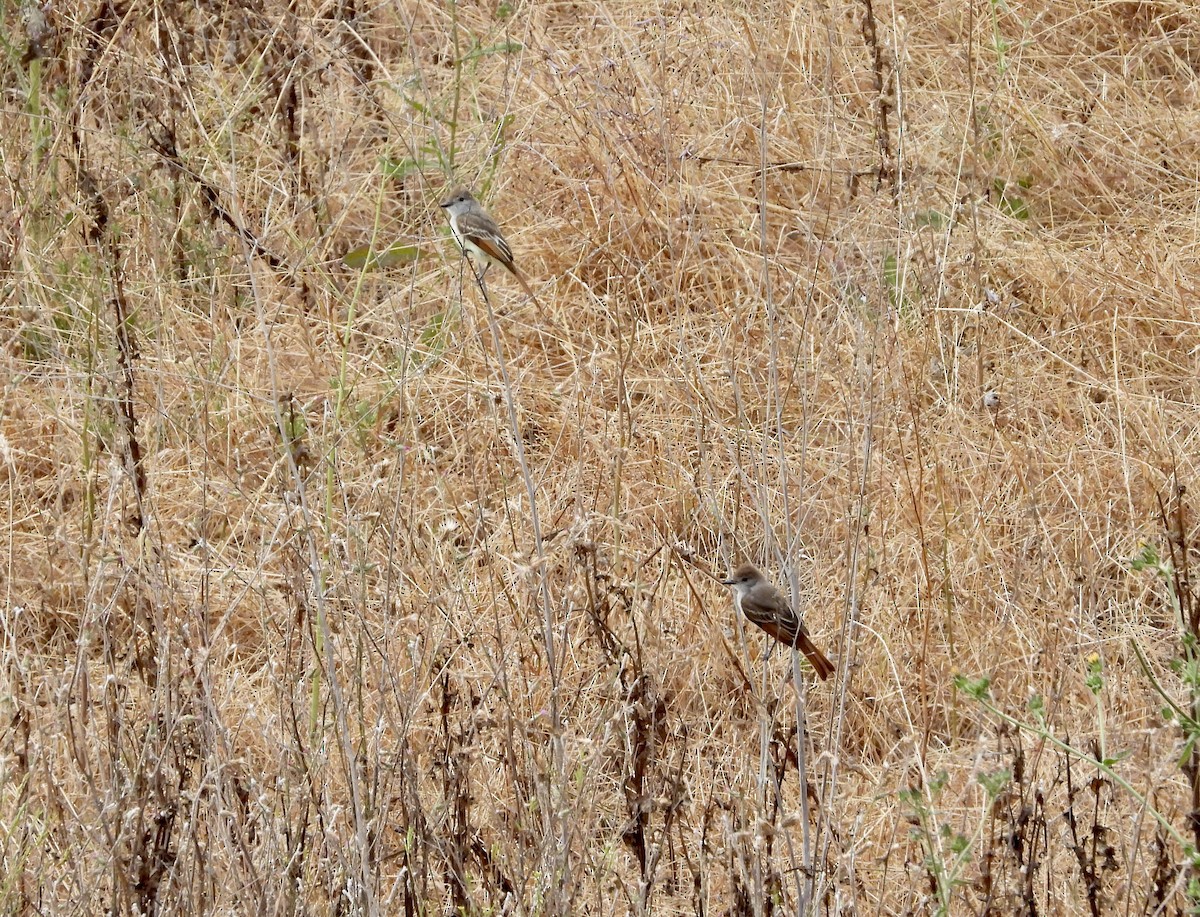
[798,634,836,680]
[505,263,553,320]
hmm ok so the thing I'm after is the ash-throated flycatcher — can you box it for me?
[440,186,541,305]
[722,563,835,680]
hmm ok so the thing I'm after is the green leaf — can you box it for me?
[461,41,524,62]
[977,769,1011,800]
[343,242,420,270]
[1085,653,1103,695]
[954,674,992,701]
[1180,736,1197,769]
[1187,875,1200,906]
[897,786,921,807]
[1130,542,1163,572]
[1028,693,1046,724]
[883,252,899,289]
[491,113,516,148]
[420,312,450,360]
[403,95,429,116]
[913,210,948,229]
[993,179,1030,220]
[381,156,422,179]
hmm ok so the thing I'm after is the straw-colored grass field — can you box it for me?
[3,0,1200,913]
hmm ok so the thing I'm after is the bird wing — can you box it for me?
[455,213,515,266]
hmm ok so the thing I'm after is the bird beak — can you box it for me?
[720,577,735,585]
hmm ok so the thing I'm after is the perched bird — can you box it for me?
[721,563,835,680]
[439,186,540,305]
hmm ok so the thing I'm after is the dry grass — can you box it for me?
[3,0,1200,913]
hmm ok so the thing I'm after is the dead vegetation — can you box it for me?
[3,0,1200,913]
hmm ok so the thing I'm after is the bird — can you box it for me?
[439,186,541,305]
[721,563,835,680]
